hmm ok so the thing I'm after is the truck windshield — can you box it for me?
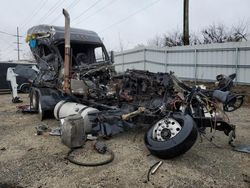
[56,43,108,67]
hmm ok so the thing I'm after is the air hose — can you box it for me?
[66,141,114,167]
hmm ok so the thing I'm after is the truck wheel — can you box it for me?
[30,90,38,110]
[20,84,30,93]
[38,99,45,121]
[144,112,198,159]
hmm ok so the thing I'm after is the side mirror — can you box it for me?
[110,51,114,64]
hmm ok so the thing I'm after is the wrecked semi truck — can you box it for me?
[24,10,244,159]
[26,23,112,120]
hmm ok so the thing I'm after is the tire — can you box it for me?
[144,112,198,159]
[38,98,45,121]
[223,94,244,112]
[20,84,30,93]
[30,90,38,110]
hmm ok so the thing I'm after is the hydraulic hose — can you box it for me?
[66,148,114,167]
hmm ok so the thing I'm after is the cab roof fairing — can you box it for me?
[27,25,103,45]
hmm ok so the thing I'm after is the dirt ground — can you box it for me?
[0,94,249,188]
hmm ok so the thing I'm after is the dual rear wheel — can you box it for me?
[30,90,44,121]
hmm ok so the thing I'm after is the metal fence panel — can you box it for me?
[147,63,165,73]
[145,50,165,64]
[113,42,250,84]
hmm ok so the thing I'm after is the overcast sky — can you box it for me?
[0,0,249,60]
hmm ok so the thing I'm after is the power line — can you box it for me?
[41,0,67,23]
[0,29,24,37]
[72,0,103,22]
[19,0,44,27]
[0,29,24,52]
[20,0,48,29]
[2,43,15,52]
[0,30,15,37]
[0,27,24,56]
[39,0,65,23]
[49,0,81,24]
[99,0,161,33]
[37,0,65,24]
[0,39,13,52]
[0,27,23,60]
[3,48,15,60]
[0,34,11,44]
[75,0,118,25]
[66,0,81,10]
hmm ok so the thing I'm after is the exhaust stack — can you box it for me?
[63,8,71,94]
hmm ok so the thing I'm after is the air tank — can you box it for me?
[54,100,99,133]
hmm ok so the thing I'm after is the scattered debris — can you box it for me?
[61,114,85,148]
[35,124,50,135]
[151,161,163,175]
[66,141,114,167]
[243,174,250,183]
[147,161,163,182]
[233,145,250,154]
[86,134,98,141]
[0,147,6,151]
[49,127,61,136]
[16,105,38,113]
[27,148,33,151]
[0,183,23,188]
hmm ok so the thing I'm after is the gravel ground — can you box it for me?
[0,93,249,188]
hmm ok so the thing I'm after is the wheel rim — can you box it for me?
[152,118,182,141]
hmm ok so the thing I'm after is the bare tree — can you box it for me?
[190,33,201,45]
[147,35,164,47]
[163,31,184,47]
[118,34,125,52]
[231,21,248,41]
[202,24,226,43]
[202,23,248,44]
[133,43,145,49]
[163,30,201,47]
[117,33,131,52]
[135,21,249,48]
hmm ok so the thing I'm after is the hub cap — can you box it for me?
[152,118,182,141]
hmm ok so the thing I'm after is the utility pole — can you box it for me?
[14,27,22,60]
[183,0,189,45]
[17,27,20,60]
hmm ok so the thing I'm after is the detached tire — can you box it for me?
[144,112,198,159]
